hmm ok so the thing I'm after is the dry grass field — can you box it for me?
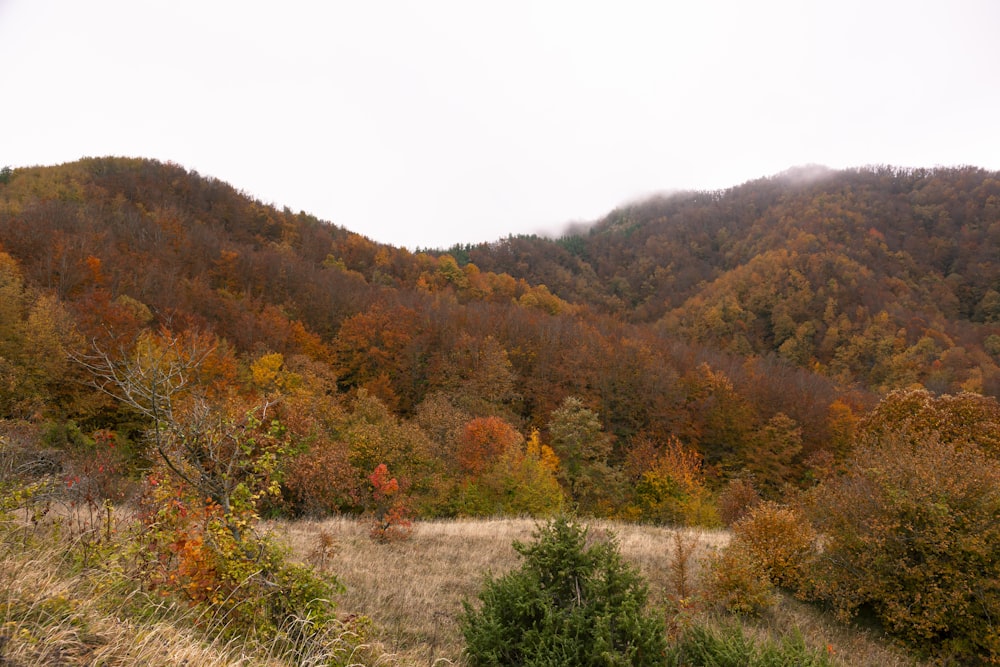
[0,507,926,666]
[268,516,923,667]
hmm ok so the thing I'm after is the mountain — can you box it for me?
[459,165,1000,394]
[1,157,998,505]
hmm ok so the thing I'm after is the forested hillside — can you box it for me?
[3,158,1000,503]
[4,158,1000,663]
[0,157,877,506]
[4,158,1000,503]
[463,166,1000,395]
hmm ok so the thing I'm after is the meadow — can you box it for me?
[0,508,923,666]
[270,516,919,666]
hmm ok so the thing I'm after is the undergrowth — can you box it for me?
[666,623,835,667]
[0,441,385,667]
[0,515,383,666]
[2,430,925,667]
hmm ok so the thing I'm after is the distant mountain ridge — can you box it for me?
[459,165,1000,393]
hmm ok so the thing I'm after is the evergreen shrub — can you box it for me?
[461,516,667,666]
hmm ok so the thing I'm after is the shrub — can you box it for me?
[666,623,834,666]
[703,542,776,617]
[284,443,363,516]
[731,501,816,591]
[507,447,568,515]
[717,476,762,527]
[367,463,412,542]
[667,530,700,601]
[131,465,346,650]
[625,435,719,527]
[63,428,131,508]
[455,443,565,518]
[461,516,667,666]
[805,392,1000,663]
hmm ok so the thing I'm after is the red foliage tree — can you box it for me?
[368,463,412,542]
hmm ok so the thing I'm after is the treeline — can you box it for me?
[0,157,871,516]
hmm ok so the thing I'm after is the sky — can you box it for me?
[2,1,999,250]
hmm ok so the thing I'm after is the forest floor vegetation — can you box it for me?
[0,504,380,666]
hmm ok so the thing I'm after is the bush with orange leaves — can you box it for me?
[703,500,814,618]
[703,540,777,617]
[367,463,412,542]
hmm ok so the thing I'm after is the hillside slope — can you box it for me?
[463,166,1000,394]
[1,158,997,502]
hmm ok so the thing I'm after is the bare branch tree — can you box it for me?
[72,330,282,547]
[72,331,214,491]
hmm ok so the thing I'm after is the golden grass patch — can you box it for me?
[0,510,925,667]
[269,516,922,666]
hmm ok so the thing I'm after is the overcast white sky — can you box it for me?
[2,1,999,249]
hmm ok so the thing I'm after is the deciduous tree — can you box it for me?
[804,389,1000,663]
[456,416,523,477]
[547,396,616,514]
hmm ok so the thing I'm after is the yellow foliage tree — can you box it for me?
[626,435,718,526]
[525,428,560,474]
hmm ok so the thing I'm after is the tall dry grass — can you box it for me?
[0,503,924,667]
[0,532,252,666]
[0,510,380,667]
[272,517,550,665]
[269,516,921,667]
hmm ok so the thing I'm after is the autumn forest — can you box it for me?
[3,157,1000,664]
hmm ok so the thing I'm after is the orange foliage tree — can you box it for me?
[333,302,424,411]
[367,463,412,542]
[456,416,523,477]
